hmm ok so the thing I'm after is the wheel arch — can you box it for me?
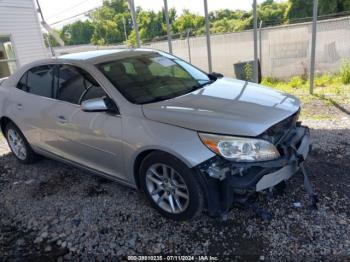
[0,116,14,136]
[132,148,194,190]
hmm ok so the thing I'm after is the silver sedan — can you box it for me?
[0,49,311,220]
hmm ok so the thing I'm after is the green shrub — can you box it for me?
[287,76,304,88]
[340,59,350,84]
[261,77,280,87]
[243,63,253,81]
[314,73,332,87]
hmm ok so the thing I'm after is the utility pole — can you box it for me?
[163,0,173,54]
[186,29,192,63]
[128,0,140,48]
[203,0,212,73]
[310,0,318,94]
[259,20,263,71]
[35,0,65,47]
[253,0,259,83]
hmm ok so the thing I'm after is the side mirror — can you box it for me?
[81,97,119,114]
[208,72,224,80]
[81,98,108,112]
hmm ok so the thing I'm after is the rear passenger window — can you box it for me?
[56,65,106,105]
[27,65,54,98]
[17,73,27,91]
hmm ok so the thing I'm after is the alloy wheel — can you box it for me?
[145,163,190,214]
[7,129,27,160]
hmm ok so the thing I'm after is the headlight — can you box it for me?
[198,133,280,162]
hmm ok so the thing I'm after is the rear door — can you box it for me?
[46,64,124,179]
[10,65,58,149]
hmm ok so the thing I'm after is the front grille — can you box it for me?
[260,109,300,144]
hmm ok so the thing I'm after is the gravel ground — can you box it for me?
[0,109,349,260]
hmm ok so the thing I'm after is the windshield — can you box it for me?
[97,52,211,104]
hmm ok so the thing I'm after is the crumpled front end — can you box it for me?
[194,113,315,217]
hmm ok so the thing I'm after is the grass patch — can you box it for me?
[340,59,350,84]
[261,73,350,105]
[300,111,332,121]
[261,72,350,120]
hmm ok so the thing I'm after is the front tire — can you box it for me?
[140,152,204,221]
[5,122,39,164]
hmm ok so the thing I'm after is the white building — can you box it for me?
[0,0,48,78]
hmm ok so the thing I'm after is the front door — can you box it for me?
[46,65,124,180]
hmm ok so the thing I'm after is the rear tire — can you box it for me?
[140,152,204,221]
[5,122,40,164]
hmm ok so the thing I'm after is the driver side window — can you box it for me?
[56,65,107,105]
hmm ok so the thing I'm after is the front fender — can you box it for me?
[122,116,215,185]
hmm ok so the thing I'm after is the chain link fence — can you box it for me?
[54,16,350,81]
[143,16,350,80]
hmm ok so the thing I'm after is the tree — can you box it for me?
[174,10,205,35]
[60,20,94,45]
[43,32,61,47]
[286,0,350,22]
[90,0,132,45]
[127,8,177,46]
[209,9,246,21]
[258,0,288,26]
[137,9,164,41]
[58,0,350,46]
[209,9,252,33]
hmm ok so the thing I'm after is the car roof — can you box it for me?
[3,48,166,86]
[58,48,160,64]
[59,49,125,60]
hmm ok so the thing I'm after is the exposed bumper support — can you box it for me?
[195,125,316,217]
[256,163,298,191]
[256,127,310,191]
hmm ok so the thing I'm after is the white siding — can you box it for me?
[0,0,49,67]
[0,0,34,8]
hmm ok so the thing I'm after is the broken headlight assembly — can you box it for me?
[198,133,280,162]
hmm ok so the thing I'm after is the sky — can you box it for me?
[38,0,278,28]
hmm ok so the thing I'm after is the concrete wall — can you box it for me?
[145,16,350,79]
[54,16,350,79]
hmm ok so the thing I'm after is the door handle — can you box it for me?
[57,115,67,124]
[16,103,23,110]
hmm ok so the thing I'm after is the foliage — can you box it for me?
[261,76,280,87]
[286,0,350,22]
[285,0,314,21]
[314,73,332,87]
[60,20,94,45]
[261,71,350,106]
[56,0,350,46]
[174,10,205,35]
[340,59,350,84]
[262,73,344,90]
[209,9,251,33]
[258,0,288,26]
[43,32,60,48]
[243,63,253,81]
[89,0,131,45]
[288,76,305,88]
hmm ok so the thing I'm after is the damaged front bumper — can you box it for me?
[256,126,310,191]
[195,125,314,216]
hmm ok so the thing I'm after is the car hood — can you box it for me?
[142,78,300,137]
